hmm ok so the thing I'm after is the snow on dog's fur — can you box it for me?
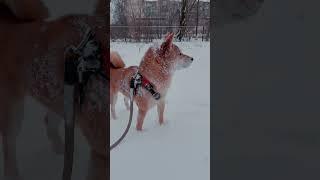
[110,32,193,131]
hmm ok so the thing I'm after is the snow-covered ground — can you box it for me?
[0,97,90,180]
[110,40,210,180]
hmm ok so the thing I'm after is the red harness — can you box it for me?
[105,49,160,100]
[131,72,161,100]
[141,76,152,87]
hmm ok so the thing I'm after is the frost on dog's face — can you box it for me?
[171,44,193,70]
[159,32,193,71]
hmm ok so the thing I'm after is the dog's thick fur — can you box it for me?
[0,1,108,179]
[110,33,193,130]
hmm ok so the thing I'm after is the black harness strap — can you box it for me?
[133,72,161,100]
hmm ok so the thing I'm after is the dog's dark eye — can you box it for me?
[180,53,182,55]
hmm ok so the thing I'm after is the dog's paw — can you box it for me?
[136,125,147,132]
[136,128,149,133]
[159,120,169,126]
[136,127,143,131]
[111,113,118,120]
[159,121,164,126]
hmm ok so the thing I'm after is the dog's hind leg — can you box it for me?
[124,97,130,111]
[86,150,106,180]
[2,134,20,180]
[110,93,118,119]
[3,100,24,180]
[157,100,165,125]
[44,111,64,155]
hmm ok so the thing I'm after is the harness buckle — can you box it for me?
[64,26,106,107]
[130,73,161,100]
[130,73,142,96]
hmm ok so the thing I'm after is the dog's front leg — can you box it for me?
[3,134,20,180]
[123,97,130,111]
[3,100,24,180]
[44,111,64,154]
[157,100,165,125]
[136,109,148,131]
[86,150,106,180]
[110,93,118,119]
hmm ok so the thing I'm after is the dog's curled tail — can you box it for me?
[110,51,125,69]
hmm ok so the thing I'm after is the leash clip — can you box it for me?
[130,73,143,96]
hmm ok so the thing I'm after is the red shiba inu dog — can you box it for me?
[0,0,108,179]
[110,32,193,131]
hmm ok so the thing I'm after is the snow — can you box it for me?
[110,40,210,180]
[0,96,91,180]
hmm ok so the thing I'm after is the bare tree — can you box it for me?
[195,0,199,36]
[113,0,127,25]
[125,0,145,41]
[110,0,210,41]
[177,0,197,41]
[111,0,129,40]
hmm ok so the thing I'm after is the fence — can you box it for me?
[110,25,210,42]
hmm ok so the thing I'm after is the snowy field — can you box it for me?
[110,40,210,180]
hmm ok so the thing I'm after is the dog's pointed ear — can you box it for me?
[164,32,174,40]
[160,32,174,54]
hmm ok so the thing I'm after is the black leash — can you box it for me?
[110,87,134,150]
[62,84,76,180]
[110,72,161,150]
[110,73,139,151]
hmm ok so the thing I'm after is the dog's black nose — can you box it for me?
[191,58,194,61]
